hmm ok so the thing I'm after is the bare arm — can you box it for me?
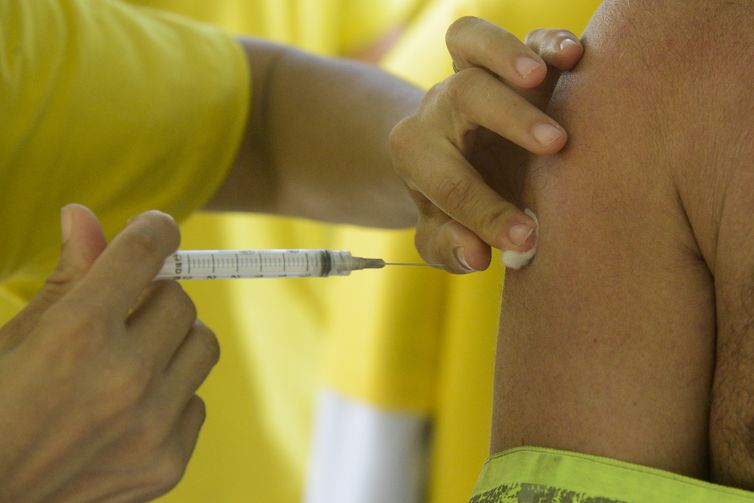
[703,3,754,484]
[205,37,421,228]
[492,0,753,482]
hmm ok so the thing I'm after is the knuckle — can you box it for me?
[124,356,153,393]
[414,216,443,263]
[194,324,220,367]
[418,82,448,122]
[414,219,431,245]
[37,307,109,358]
[42,305,106,338]
[524,28,543,46]
[125,212,180,260]
[437,176,474,216]
[150,451,187,493]
[388,117,414,160]
[193,396,207,423]
[188,396,207,429]
[476,37,497,61]
[423,80,450,110]
[476,27,515,60]
[182,298,198,324]
[445,73,468,106]
[40,267,80,302]
[414,229,440,266]
[149,211,180,245]
[137,410,172,448]
[125,226,163,260]
[98,357,152,416]
[412,192,438,216]
[413,230,432,263]
[446,16,479,46]
[445,68,483,108]
[142,210,179,236]
[161,281,197,321]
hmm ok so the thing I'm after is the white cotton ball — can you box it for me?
[502,208,539,270]
[502,247,537,270]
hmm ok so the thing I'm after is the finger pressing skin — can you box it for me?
[392,124,538,254]
[446,16,546,88]
[413,206,492,273]
[517,29,584,110]
[525,28,584,71]
[65,211,180,321]
[127,281,197,369]
[432,68,567,154]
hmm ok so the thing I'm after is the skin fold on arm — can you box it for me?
[491,0,753,485]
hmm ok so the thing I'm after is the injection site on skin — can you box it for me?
[502,209,539,270]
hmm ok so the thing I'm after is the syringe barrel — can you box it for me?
[156,249,355,280]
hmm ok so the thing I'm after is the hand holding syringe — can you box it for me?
[156,249,441,280]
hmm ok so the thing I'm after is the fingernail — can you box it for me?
[560,38,579,51]
[508,224,535,247]
[503,209,539,270]
[532,123,563,146]
[453,247,476,272]
[515,56,541,79]
[60,205,73,244]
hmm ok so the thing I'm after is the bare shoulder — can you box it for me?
[491,0,753,481]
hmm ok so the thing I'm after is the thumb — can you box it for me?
[39,204,108,306]
[0,205,107,350]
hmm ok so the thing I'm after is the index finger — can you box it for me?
[64,210,181,320]
[391,118,538,252]
[446,16,547,89]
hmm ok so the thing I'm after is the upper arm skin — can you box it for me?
[205,37,419,228]
[491,0,752,481]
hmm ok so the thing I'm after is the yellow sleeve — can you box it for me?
[0,0,249,281]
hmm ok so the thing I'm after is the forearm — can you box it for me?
[206,37,421,228]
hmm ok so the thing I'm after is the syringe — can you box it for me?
[155,249,434,280]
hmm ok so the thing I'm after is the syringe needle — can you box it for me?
[349,257,445,271]
[384,262,445,269]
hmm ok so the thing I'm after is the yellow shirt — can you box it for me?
[0,0,247,294]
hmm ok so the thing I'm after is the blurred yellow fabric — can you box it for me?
[0,0,245,331]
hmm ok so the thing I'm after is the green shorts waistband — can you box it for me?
[470,446,754,502]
